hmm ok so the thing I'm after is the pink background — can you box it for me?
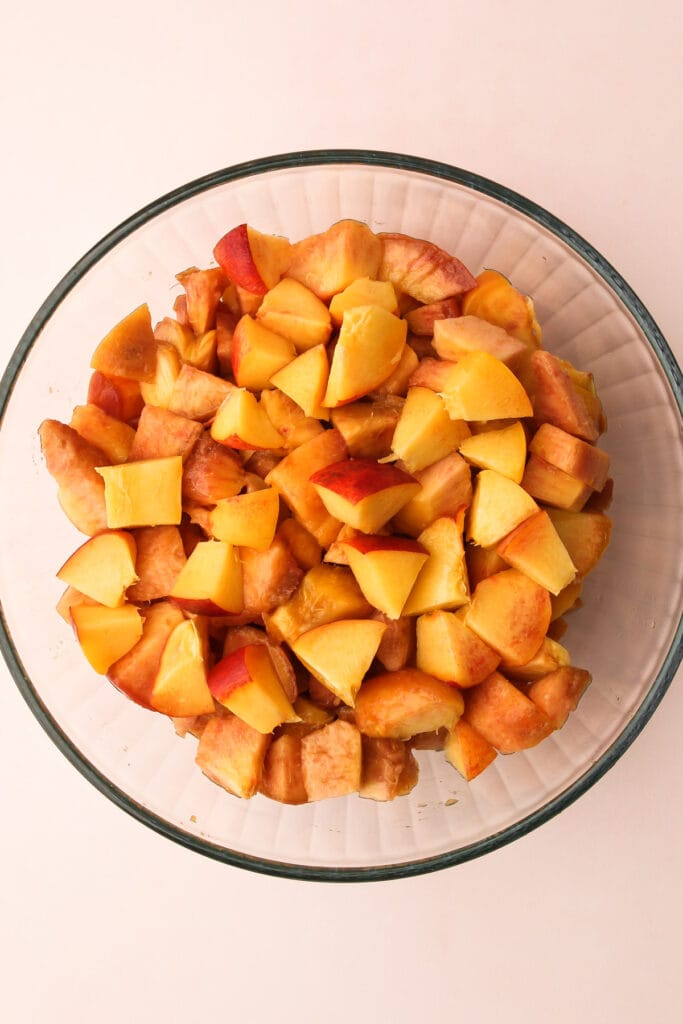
[1,2,681,1020]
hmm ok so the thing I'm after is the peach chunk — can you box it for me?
[70,404,135,464]
[270,345,330,419]
[264,564,371,645]
[330,397,403,460]
[108,600,185,709]
[354,668,464,740]
[378,233,477,302]
[90,304,157,382]
[71,604,143,675]
[529,423,610,491]
[465,568,551,666]
[360,736,409,801]
[461,269,542,348]
[139,342,182,409]
[416,610,500,688]
[310,459,419,534]
[546,509,613,577]
[402,513,469,616]
[208,644,299,734]
[240,538,304,614]
[211,388,284,451]
[259,388,323,450]
[439,351,533,421]
[467,469,538,548]
[391,387,471,473]
[87,371,143,423]
[464,671,553,753]
[276,518,322,571]
[57,530,138,607]
[329,277,398,323]
[150,618,215,717]
[175,266,227,334]
[39,419,109,535]
[521,454,592,511]
[392,453,472,537]
[181,431,245,505]
[530,350,602,442]
[444,719,498,781]
[433,315,529,373]
[287,220,382,300]
[210,488,280,551]
[292,618,386,706]
[300,720,363,801]
[231,314,296,390]
[168,364,235,421]
[260,734,308,805]
[196,712,271,799]
[256,277,332,351]
[340,534,428,620]
[373,612,416,672]
[496,509,576,595]
[170,539,243,615]
[214,223,291,295]
[458,421,527,484]
[404,297,462,335]
[323,305,407,407]
[97,456,183,529]
[127,525,186,603]
[129,405,202,462]
[527,666,592,729]
[374,344,419,397]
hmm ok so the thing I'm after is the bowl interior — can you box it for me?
[1,156,682,878]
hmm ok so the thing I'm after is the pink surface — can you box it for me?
[1,2,681,1022]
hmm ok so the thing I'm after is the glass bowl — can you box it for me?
[1,151,681,882]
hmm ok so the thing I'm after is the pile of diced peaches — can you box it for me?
[40,218,612,805]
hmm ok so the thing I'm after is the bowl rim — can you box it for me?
[1,148,682,882]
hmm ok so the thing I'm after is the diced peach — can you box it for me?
[355,668,464,739]
[444,719,497,781]
[264,564,371,645]
[458,421,527,484]
[139,342,182,409]
[340,534,428,619]
[465,545,508,589]
[287,220,382,300]
[169,539,243,615]
[467,469,538,547]
[530,350,602,442]
[403,513,469,615]
[128,405,202,462]
[240,538,304,614]
[211,388,284,451]
[439,351,533,421]
[408,356,461,393]
[127,525,187,603]
[71,603,144,675]
[208,643,299,734]
[181,431,244,504]
[292,618,386,706]
[39,419,109,535]
[323,305,407,407]
[329,277,398,324]
[108,600,185,709]
[546,509,613,577]
[393,453,472,537]
[57,529,138,607]
[214,223,291,295]
[175,266,227,334]
[465,569,551,666]
[270,344,329,419]
[360,736,408,801]
[433,316,529,374]
[374,345,419,397]
[231,314,296,390]
[416,609,500,687]
[97,456,183,529]
[522,454,592,511]
[260,734,308,804]
[404,297,461,335]
[196,712,271,798]
[311,459,420,534]
[256,277,332,351]
[56,585,99,623]
[209,488,280,551]
[527,666,592,729]
[259,388,323,450]
[300,720,363,801]
[502,636,570,681]
[87,371,144,423]
[461,269,541,348]
[90,304,157,382]
[330,397,403,460]
[378,233,477,302]
[529,423,610,490]
[70,405,135,464]
[464,671,553,753]
[150,617,215,717]
[168,364,235,421]
[391,386,470,473]
[276,518,322,571]
[496,509,576,595]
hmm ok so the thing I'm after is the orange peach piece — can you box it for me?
[355,668,464,739]
[465,545,508,589]
[70,405,135,464]
[240,538,303,616]
[323,304,407,407]
[208,643,299,734]
[530,350,602,442]
[458,421,527,484]
[150,617,215,717]
[341,535,428,620]
[210,388,284,451]
[496,509,576,595]
[260,733,308,804]
[182,431,244,504]
[127,525,187,603]
[57,530,138,607]
[378,233,477,303]
[265,428,348,547]
[408,356,461,393]
[231,314,296,390]
[153,316,199,365]
[464,671,553,753]
[214,223,291,294]
[330,397,403,460]
[87,371,144,423]
[372,612,416,672]
[439,351,534,421]
[128,405,202,462]
[522,454,592,511]
[256,277,332,351]
[328,277,398,324]
[71,603,143,675]
[175,266,227,334]
[223,626,298,705]
[546,509,612,577]
[502,636,570,681]
[527,666,592,729]
[108,600,185,709]
[168,363,235,421]
[90,304,157,382]
[264,563,371,645]
[374,344,419,398]
[467,469,538,547]
[433,315,529,373]
[39,419,109,535]
[391,386,471,473]
[209,488,280,551]
[258,388,324,449]
[270,344,330,418]
[139,342,182,409]
[96,456,183,529]
[196,712,271,798]
[300,719,363,801]
[529,423,610,491]
[465,569,551,666]
[287,220,382,300]
[445,719,498,781]
[310,459,419,534]
[403,513,469,616]
[416,609,500,687]
[404,297,461,335]
[392,452,472,537]
[291,618,386,706]
[360,736,408,801]
[276,518,322,570]
[461,269,541,348]
[169,539,243,615]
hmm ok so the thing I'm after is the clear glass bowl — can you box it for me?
[1,151,681,881]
